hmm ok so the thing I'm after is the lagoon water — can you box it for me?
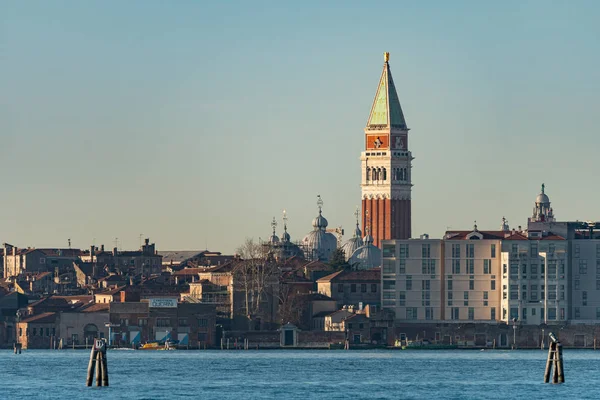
[2,349,599,399]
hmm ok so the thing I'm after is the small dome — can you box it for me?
[269,234,279,244]
[349,243,382,270]
[536,183,550,204]
[363,234,374,245]
[341,236,364,262]
[536,193,550,204]
[281,231,291,242]
[312,212,328,229]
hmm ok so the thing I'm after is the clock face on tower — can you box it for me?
[393,135,406,150]
[366,135,389,150]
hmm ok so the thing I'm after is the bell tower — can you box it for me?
[361,52,413,247]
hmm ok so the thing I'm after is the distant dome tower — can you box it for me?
[341,207,364,261]
[529,183,555,223]
[281,210,291,243]
[268,217,279,244]
[264,210,304,261]
[301,195,338,262]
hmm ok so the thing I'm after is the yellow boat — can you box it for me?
[140,342,161,350]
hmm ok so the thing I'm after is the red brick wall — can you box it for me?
[362,198,411,247]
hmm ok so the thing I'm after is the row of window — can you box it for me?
[573,307,600,319]
[338,283,378,293]
[20,327,56,337]
[385,241,600,261]
[117,318,208,327]
[505,262,565,278]
[506,307,563,321]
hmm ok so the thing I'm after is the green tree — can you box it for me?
[328,248,350,270]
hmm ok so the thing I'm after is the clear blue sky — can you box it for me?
[2,1,599,253]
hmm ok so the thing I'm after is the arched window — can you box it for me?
[383,168,387,181]
[366,167,370,181]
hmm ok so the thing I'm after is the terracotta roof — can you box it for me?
[80,303,110,313]
[302,261,331,271]
[20,312,57,324]
[203,260,236,273]
[96,286,126,296]
[37,248,83,257]
[540,234,566,241]
[503,232,528,241]
[173,268,204,276]
[317,268,381,283]
[444,230,506,240]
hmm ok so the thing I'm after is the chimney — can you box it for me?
[101,244,105,252]
[145,238,150,245]
[113,247,118,257]
[13,247,17,256]
[90,245,95,262]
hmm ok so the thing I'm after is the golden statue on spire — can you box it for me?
[384,52,390,62]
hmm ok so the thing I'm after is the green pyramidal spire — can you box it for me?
[366,52,408,130]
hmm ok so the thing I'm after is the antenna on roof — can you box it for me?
[68,238,71,249]
[139,233,143,249]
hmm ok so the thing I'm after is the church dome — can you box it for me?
[536,183,550,204]
[349,243,382,270]
[301,230,337,262]
[536,193,550,204]
[281,231,291,242]
[302,195,337,261]
[312,212,328,229]
[269,234,280,244]
[341,236,363,262]
[341,219,364,261]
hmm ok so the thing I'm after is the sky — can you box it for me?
[1,1,600,253]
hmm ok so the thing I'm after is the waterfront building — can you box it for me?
[108,301,216,347]
[317,268,381,308]
[361,52,413,247]
[381,185,600,326]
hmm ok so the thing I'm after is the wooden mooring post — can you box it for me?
[86,338,109,387]
[543,332,564,384]
[13,342,22,354]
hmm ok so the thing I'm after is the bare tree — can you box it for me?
[234,238,280,330]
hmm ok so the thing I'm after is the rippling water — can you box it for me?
[2,349,598,399]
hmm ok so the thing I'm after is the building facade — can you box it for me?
[381,185,600,326]
[361,52,413,246]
